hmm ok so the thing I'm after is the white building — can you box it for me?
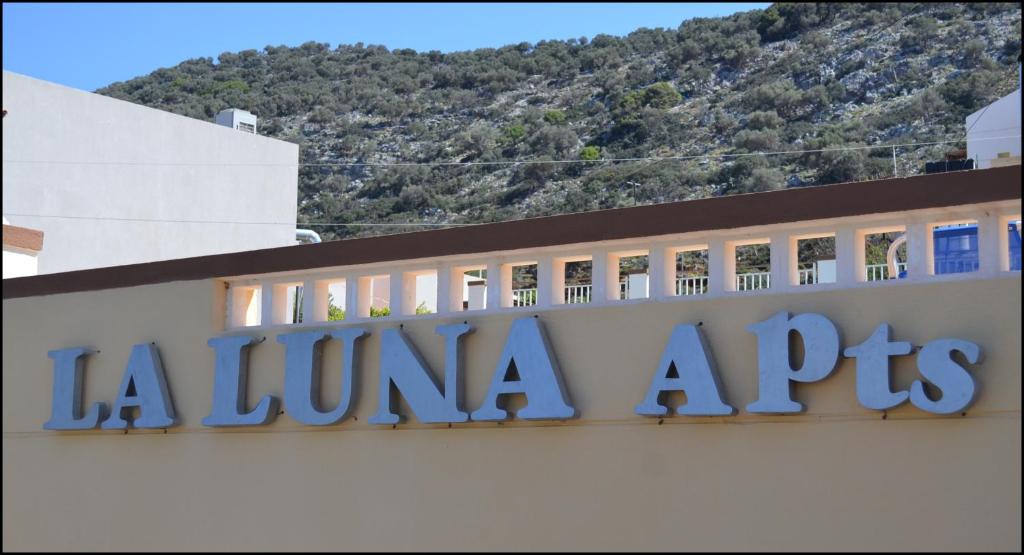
[966,86,1021,169]
[215,108,258,134]
[2,71,299,275]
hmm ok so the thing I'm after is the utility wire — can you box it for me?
[2,134,1019,168]
[0,213,473,227]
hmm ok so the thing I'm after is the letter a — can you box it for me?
[102,343,177,429]
[471,317,576,421]
[635,324,734,416]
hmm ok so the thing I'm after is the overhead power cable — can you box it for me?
[0,213,473,227]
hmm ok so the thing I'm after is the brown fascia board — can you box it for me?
[3,165,1021,300]
[2,224,44,253]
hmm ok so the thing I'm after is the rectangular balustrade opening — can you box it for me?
[864,228,907,281]
[930,219,979,275]
[358,275,391,318]
[564,259,593,304]
[409,271,437,315]
[796,235,837,285]
[617,253,649,300]
[284,284,303,324]
[458,268,487,311]
[675,248,708,296]
[326,280,347,321]
[511,263,538,307]
[229,285,262,327]
[734,242,771,291]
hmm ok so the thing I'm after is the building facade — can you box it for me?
[2,71,299,275]
[2,167,1020,551]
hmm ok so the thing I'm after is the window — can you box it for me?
[931,220,978,275]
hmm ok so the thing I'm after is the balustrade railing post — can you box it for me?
[977,211,1001,276]
[354,276,372,319]
[906,222,933,282]
[302,279,327,323]
[536,257,554,308]
[261,281,287,326]
[436,267,453,315]
[770,232,796,291]
[836,226,863,285]
[708,239,733,295]
[649,246,675,300]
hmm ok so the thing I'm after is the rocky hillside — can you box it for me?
[97,3,1021,240]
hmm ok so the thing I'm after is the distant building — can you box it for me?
[966,85,1021,169]
[215,108,258,134]
[2,71,299,275]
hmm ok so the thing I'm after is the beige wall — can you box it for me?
[3,276,1021,551]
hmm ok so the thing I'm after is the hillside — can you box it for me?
[97,3,1021,240]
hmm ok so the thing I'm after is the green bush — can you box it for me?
[641,82,683,109]
[502,124,526,143]
[579,146,601,160]
[543,110,567,124]
[747,110,783,130]
[618,82,682,116]
[733,129,781,152]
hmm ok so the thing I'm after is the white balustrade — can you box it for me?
[865,262,908,281]
[675,276,708,296]
[564,285,592,304]
[224,202,1020,328]
[512,288,538,307]
[735,272,771,291]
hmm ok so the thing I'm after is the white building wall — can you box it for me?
[966,88,1022,169]
[2,248,39,279]
[2,71,299,275]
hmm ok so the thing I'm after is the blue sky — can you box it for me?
[3,3,768,91]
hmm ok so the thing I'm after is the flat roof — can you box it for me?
[3,165,1020,300]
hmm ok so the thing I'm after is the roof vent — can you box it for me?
[214,108,257,134]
